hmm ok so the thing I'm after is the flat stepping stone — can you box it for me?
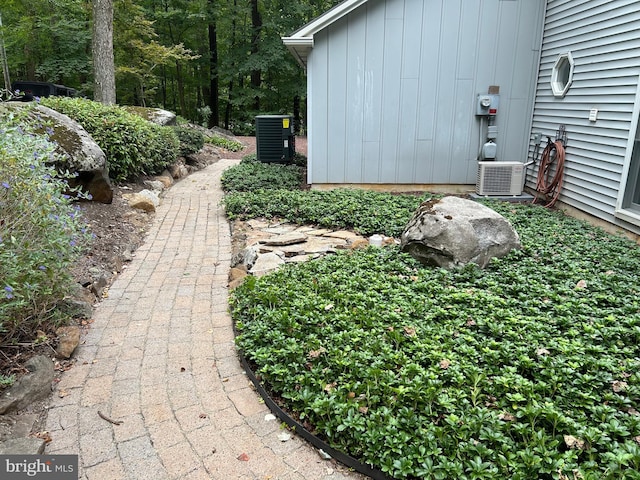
[263,232,308,246]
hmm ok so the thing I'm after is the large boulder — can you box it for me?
[35,105,113,203]
[400,196,520,269]
[122,106,176,126]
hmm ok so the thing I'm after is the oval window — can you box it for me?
[551,52,574,97]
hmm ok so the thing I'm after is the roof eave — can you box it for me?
[293,0,369,38]
[282,37,314,69]
[281,0,369,68]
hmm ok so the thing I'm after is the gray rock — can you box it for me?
[0,356,54,414]
[59,297,93,319]
[143,180,166,192]
[232,245,260,270]
[90,274,109,298]
[0,414,38,441]
[169,163,189,179]
[145,108,177,126]
[263,232,308,246]
[0,437,46,455]
[123,106,177,126]
[250,252,285,277]
[35,105,113,204]
[400,196,520,269]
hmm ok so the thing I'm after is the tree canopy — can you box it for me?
[0,0,343,131]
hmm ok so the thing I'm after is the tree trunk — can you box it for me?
[225,0,238,130]
[92,0,116,104]
[293,95,301,135]
[175,60,186,117]
[0,13,11,91]
[208,17,220,127]
[250,0,261,111]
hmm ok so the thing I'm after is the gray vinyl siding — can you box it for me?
[530,0,640,228]
[307,0,545,185]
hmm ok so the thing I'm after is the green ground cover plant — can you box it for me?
[222,159,427,237]
[224,188,427,237]
[0,106,91,346]
[41,97,180,181]
[206,135,244,152]
[221,157,306,193]
[228,183,640,478]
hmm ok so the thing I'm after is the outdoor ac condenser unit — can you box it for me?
[476,161,525,196]
[255,115,295,163]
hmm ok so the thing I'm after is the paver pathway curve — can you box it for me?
[45,159,366,480]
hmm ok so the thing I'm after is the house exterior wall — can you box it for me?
[529,0,640,233]
[307,0,545,185]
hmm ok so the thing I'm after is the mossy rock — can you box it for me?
[122,106,177,126]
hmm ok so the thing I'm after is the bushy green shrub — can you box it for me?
[149,125,180,174]
[0,107,91,344]
[174,126,204,156]
[41,97,180,181]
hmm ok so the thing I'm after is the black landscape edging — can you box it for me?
[238,354,394,480]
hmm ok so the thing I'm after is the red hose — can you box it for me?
[535,140,565,208]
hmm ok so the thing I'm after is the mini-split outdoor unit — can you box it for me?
[476,161,525,196]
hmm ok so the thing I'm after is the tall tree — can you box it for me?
[114,0,197,108]
[0,12,11,91]
[207,0,219,126]
[250,0,261,111]
[92,0,116,104]
[1,0,91,88]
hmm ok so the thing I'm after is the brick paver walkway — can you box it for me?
[44,158,365,480]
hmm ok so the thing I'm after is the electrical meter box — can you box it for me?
[476,94,500,116]
[255,115,295,163]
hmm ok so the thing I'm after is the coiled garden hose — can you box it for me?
[535,139,566,208]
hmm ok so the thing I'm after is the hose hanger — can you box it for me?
[534,126,567,208]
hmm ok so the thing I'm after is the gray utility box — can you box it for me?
[255,115,295,163]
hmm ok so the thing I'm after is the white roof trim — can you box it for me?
[282,0,369,68]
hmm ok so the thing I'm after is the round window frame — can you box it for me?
[551,52,575,98]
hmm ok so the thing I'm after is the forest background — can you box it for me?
[0,0,342,133]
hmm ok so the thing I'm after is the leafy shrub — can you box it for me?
[221,162,305,193]
[232,204,640,479]
[206,135,244,152]
[41,97,179,181]
[174,126,204,156]
[148,126,180,175]
[0,107,91,343]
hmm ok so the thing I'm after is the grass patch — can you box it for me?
[229,198,640,479]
